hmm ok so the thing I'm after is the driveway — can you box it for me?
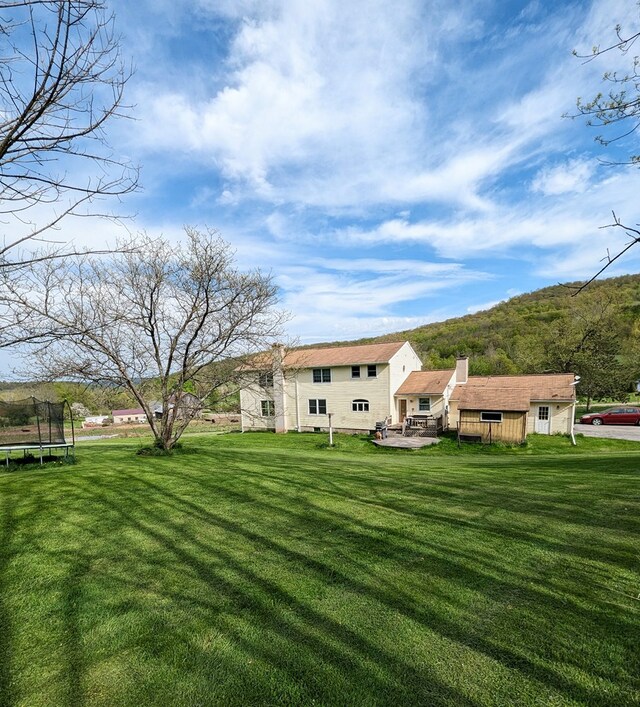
[575,423,640,442]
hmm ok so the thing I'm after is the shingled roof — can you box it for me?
[450,374,576,411]
[241,341,408,370]
[395,370,454,396]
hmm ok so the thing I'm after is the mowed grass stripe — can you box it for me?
[0,432,638,706]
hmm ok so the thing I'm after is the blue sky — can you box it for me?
[5,0,640,373]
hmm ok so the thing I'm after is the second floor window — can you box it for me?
[313,368,331,383]
[351,365,361,378]
[367,364,377,378]
[258,371,273,387]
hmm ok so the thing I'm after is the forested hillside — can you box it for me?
[362,273,640,403]
[2,274,639,409]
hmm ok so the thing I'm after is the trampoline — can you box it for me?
[0,397,75,466]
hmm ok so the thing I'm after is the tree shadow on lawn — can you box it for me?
[54,483,478,706]
[218,448,639,575]
[1,447,638,706]
[0,491,16,707]
[103,464,636,704]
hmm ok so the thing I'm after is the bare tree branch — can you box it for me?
[565,11,640,290]
[563,211,640,295]
[0,0,138,269]
[0,227,288,451]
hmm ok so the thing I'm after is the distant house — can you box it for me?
[151,393,203,420]
[82,415,110,429]
[112,408,148,425]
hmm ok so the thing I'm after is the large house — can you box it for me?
[239,342,577,441]
[240,341,422,433]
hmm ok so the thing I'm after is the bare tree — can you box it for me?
[0,227,287,450]
[0,0,137,267]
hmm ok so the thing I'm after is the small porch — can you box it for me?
[382,413,444,439]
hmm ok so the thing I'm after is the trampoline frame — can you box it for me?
[0,399,75,466]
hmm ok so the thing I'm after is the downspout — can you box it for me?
[570,376,580,446]
[295,378,301,432]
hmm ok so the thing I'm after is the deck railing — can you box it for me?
[402,415,442,438]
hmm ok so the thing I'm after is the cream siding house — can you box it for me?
[394,369,456,425]
[239,341,422,433]
[239,347,576,441]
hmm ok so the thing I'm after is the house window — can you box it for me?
[480,411,503,423]
[258,371,273,387]
[538,406,549,421]
[309,399,327,415]
[312,368,331,383]
[261,400,275,417]
[351,365,361,379]
[352,399,369,412]
[418,398,431,411]
[367,364,377,378]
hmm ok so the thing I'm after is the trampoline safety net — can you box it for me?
[0,397,68,446]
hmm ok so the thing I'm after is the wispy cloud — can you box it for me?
[531,158,595,195]
[4,0,636,376]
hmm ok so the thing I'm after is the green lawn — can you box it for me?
[0,433,638,706]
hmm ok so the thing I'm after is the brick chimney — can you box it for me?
[272,344,288,433]
[456,356,468,384]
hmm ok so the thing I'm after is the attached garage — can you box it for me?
[458,409,528,444]
[450,374,577,444]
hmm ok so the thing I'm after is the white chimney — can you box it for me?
[456,356,468,384]
[272,344,288,433]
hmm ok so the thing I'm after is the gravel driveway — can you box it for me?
[575,423,640,441]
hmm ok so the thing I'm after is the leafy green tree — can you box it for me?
[541,291,635,410]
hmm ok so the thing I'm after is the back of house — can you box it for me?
[239,341,422,433]
[239,343,577,441]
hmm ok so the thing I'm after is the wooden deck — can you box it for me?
[372,437,441,449]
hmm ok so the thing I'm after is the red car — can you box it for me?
[579,407,640,426]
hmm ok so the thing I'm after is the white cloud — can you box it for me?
[291,313,445,344]
[467,300,502,314]
[118,0,640,223]
[329,168,640,260]
[531,158,594,195]
[272,254,487,343]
